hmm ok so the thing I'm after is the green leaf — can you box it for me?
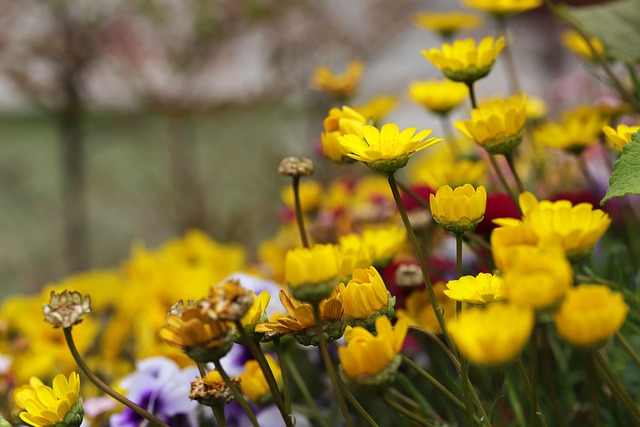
[564,0,640,63]
[601,130,640,204]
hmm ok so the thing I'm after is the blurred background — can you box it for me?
[0,0,591,296]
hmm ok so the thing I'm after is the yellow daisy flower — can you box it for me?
[310,60,364,99]
[463,0,542,16]
[533,106,608,154]
[240,354,282,405]
[444,272,505,304]
[17,372,83,427]
[396,283,455,334]
[430,184,487,234]
[353,95,399,124]
[412,11,483,38]
[285,244,340,304]
[603,124,640,151]
[337,266,394,326]
[561,30,605,61]
[321,106,367,163]
[407,79,469,115]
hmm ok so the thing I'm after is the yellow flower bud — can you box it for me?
[239,354,282,405]
[285,244,340,304]
[338,266,394,328]
[430,184,487,234]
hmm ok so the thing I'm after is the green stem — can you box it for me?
[284,351,330,427]
[274,338,292,414]
[213,359,259,427]
[504,153,525,193]
[409,326,461,372]
[592,351,640,425]
[584,354,602,427]
[337,378,380,427]
[488,154,520,210]
[615,331,640,366]
[467,82,478,109]
[396,373,435,419]
[440,113,460,156]
[313,304,354,427]
[496,17,521,95]
[576,154,598,191]
[234,321,292,427]
[397,179,430,211]
[388,174,456,354]
[63,328,171,427]
[530,328,539,427]
[292,176,310,248]
[382,393,436,427]
[540,326,567,427]
[627,63,640,105]
[197,362,221,423]
[213,405,227,427]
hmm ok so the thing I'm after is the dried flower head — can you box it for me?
[395,264,424,288]
[278,157,315,177]
[202,279,255,322]
[190,371,240,407]
[43,291,91,329]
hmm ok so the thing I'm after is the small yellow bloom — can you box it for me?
[361,225,408,265]
[490,222,539,271]
[423,36,505,83]
[17,372,83,427]
[554,285,629,348]
[285,244,339,303]
[444,272,505,305]
[455,94,527,154]
[240,290,270,330]
[409,145,486,189]
[310,60,364,99]
[525,95,548,123]
[603,124,640,151]
[353,95,399,124]
[240,354,282,405]
[501,240,573,310]
[338,316,408,387]
[338,123,441,174]
[449,304,534,366]
[321,106,367,163]
[407,80,469,115]
[336,239,374,281]
[412,12,483,37]
[561,30,605,61]
[280,180,322,213]
[463,0,542,16]
[533,106,607,154]
[338,266,394,326]
[430,184,487,234]
[396,283,455,334]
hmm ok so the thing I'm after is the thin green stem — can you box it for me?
[504,153,525,193]
[213,405,227,427]
[213,359,259,427]
[313,304,354,427]
[627,63,640,106]
[234,321,292,427]
[63,328,171,427]
[530,328,539,427]
[274,338,292,414]
[576,154,598,191]
[397,373,436,419]
[197,362,221,423]
[337,378,380,427]
[397,179,430,211]
[440,114,460,156]
[382,393,436,427]
[592,351,640,425]
[292,176,310,248]
[409,326,461,372]
[496,17,521,95]
[284,351,330,427]
[388,174,456,354]
[615,331,640,366]
[540,326,567,427]
[467,82,478,109]
[488,155,520,210]
[584,354,602,427]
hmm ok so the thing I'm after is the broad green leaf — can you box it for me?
[564,0,640,63]
[602,130,640,204]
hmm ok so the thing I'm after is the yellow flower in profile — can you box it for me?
[396,283,455,334]
[407,80,469,115]
[338,123,441,174]
[561,30,605,61]
[409,145,486,188]
[240,290,270,330]
[554,285,629,348]
[412,11,483,38]
[603,124,640,151]
[463,0,542,16]
[240,354,282,405]
[336,239,374,281]
[444,273,505,305]
[455,94,527,154]
[353,95,399,124]
[280,179,322,213]
[430,184,487,234]
[17,372,83,427]
[310,60,364,99]
[321,106,367,163]
[422,36,505,83]
[501,240,573,310]
[490,222,538,271]
[338,316,408,387]
[285,244,339,303]
[533,106,607,154]
[338,266,394,327]
[361,225,408,265]
[449,304,534,365]
[525,95,548,123]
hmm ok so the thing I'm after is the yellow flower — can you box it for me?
[337,266,394,327]
[525,95,548,123]
[430,184,487,234]
[603,124,640,151]
[409,144,486,188]
[240,290,271,330]
[412,11,483,37]
[336,238,374,281]
[190,370,239,407]
[280,179,322,213]
[407,80,469,115]
[338,123,441,174]
[422,36,505,83]
[361,225,408,265]
[533,106,607,154]
[455,94,527,154]
[285,244,340,303]
[254,291,345,346]
[444,273,505,304]
[321,106,367,163]
[338,316,408,387]
[561,30,605,61]
[17,372,83,427]
[396,283,455,334]
[490,221,539,271]
[310,60,364,99]
[501,240,573,310]
[159,300,235,362]
[240,354,282,405]
[353,95,399,124]
[449,304,534,366]
[463,0,542,16]
[554,285,629,348]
